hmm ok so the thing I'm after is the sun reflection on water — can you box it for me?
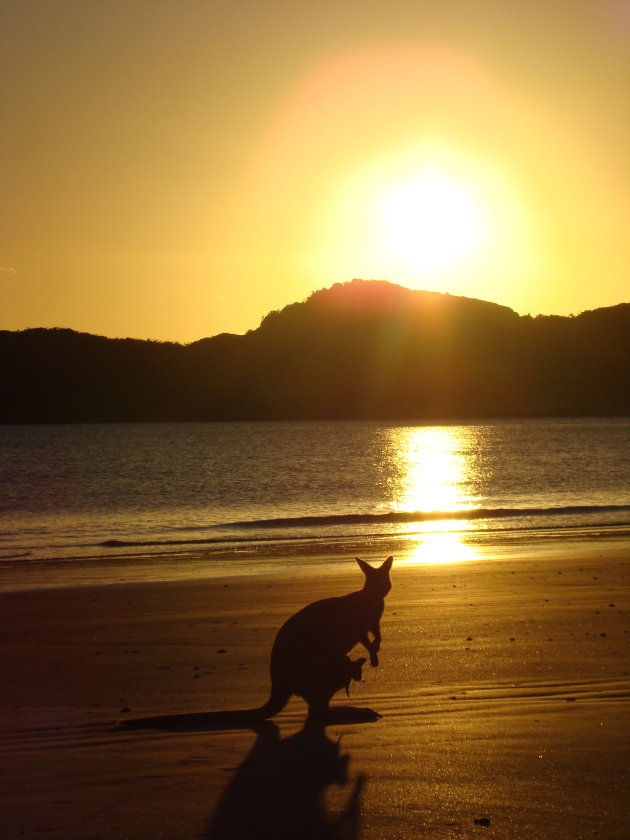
[384,426,482,564]
[399,529,480,566]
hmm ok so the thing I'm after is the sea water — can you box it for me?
[1,418,629,586]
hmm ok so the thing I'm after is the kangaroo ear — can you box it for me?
[381,556,393,573]
[356,557,373,577]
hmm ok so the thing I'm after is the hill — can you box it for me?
[1,280,629,422]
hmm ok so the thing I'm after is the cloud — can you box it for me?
[0,266,17,275]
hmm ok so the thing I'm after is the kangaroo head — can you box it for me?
[355,556,393,597]
[345,656,367,696]
[349,657,366,682]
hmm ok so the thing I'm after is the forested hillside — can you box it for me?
[2,280,629,422]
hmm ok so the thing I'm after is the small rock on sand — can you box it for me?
[474,817,491,827]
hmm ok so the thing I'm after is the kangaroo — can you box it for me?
[257,555,393,719]
[121,556,392,732]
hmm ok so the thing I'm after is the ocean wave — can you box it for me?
[221,504,630,530]
[97,504,630,549]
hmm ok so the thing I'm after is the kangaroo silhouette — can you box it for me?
[257,555,393,719]
[121,556,392,731]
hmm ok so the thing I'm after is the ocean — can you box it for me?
[1,418,629,588]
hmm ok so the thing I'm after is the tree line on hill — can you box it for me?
[1,280,629,422]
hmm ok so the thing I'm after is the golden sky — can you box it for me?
[2,0,629,342]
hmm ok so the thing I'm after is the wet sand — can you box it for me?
[2,546,629,838]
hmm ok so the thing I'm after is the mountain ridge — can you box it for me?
[2,280,629,422]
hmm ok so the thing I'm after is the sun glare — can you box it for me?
[306,142,525,300]
[380,170,485,273]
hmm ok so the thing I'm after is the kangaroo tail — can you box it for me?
[120,683,291,732]
[119,683,291,732]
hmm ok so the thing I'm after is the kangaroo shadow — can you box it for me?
[120,707,376,838]
[120,557,393,837]
[206,719,366,840]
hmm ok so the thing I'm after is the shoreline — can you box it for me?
[2,543,629,837]
[2,526,630,593]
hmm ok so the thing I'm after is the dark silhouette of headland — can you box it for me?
[2,280,629,422]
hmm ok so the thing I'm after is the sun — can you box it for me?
[306,144,528,301]
[379,169,486,273]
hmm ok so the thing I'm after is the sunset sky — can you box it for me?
[2,0,629,342]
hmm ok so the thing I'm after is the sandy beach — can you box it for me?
[2,544,629,839]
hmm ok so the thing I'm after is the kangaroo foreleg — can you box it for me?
[360,632,379,667]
